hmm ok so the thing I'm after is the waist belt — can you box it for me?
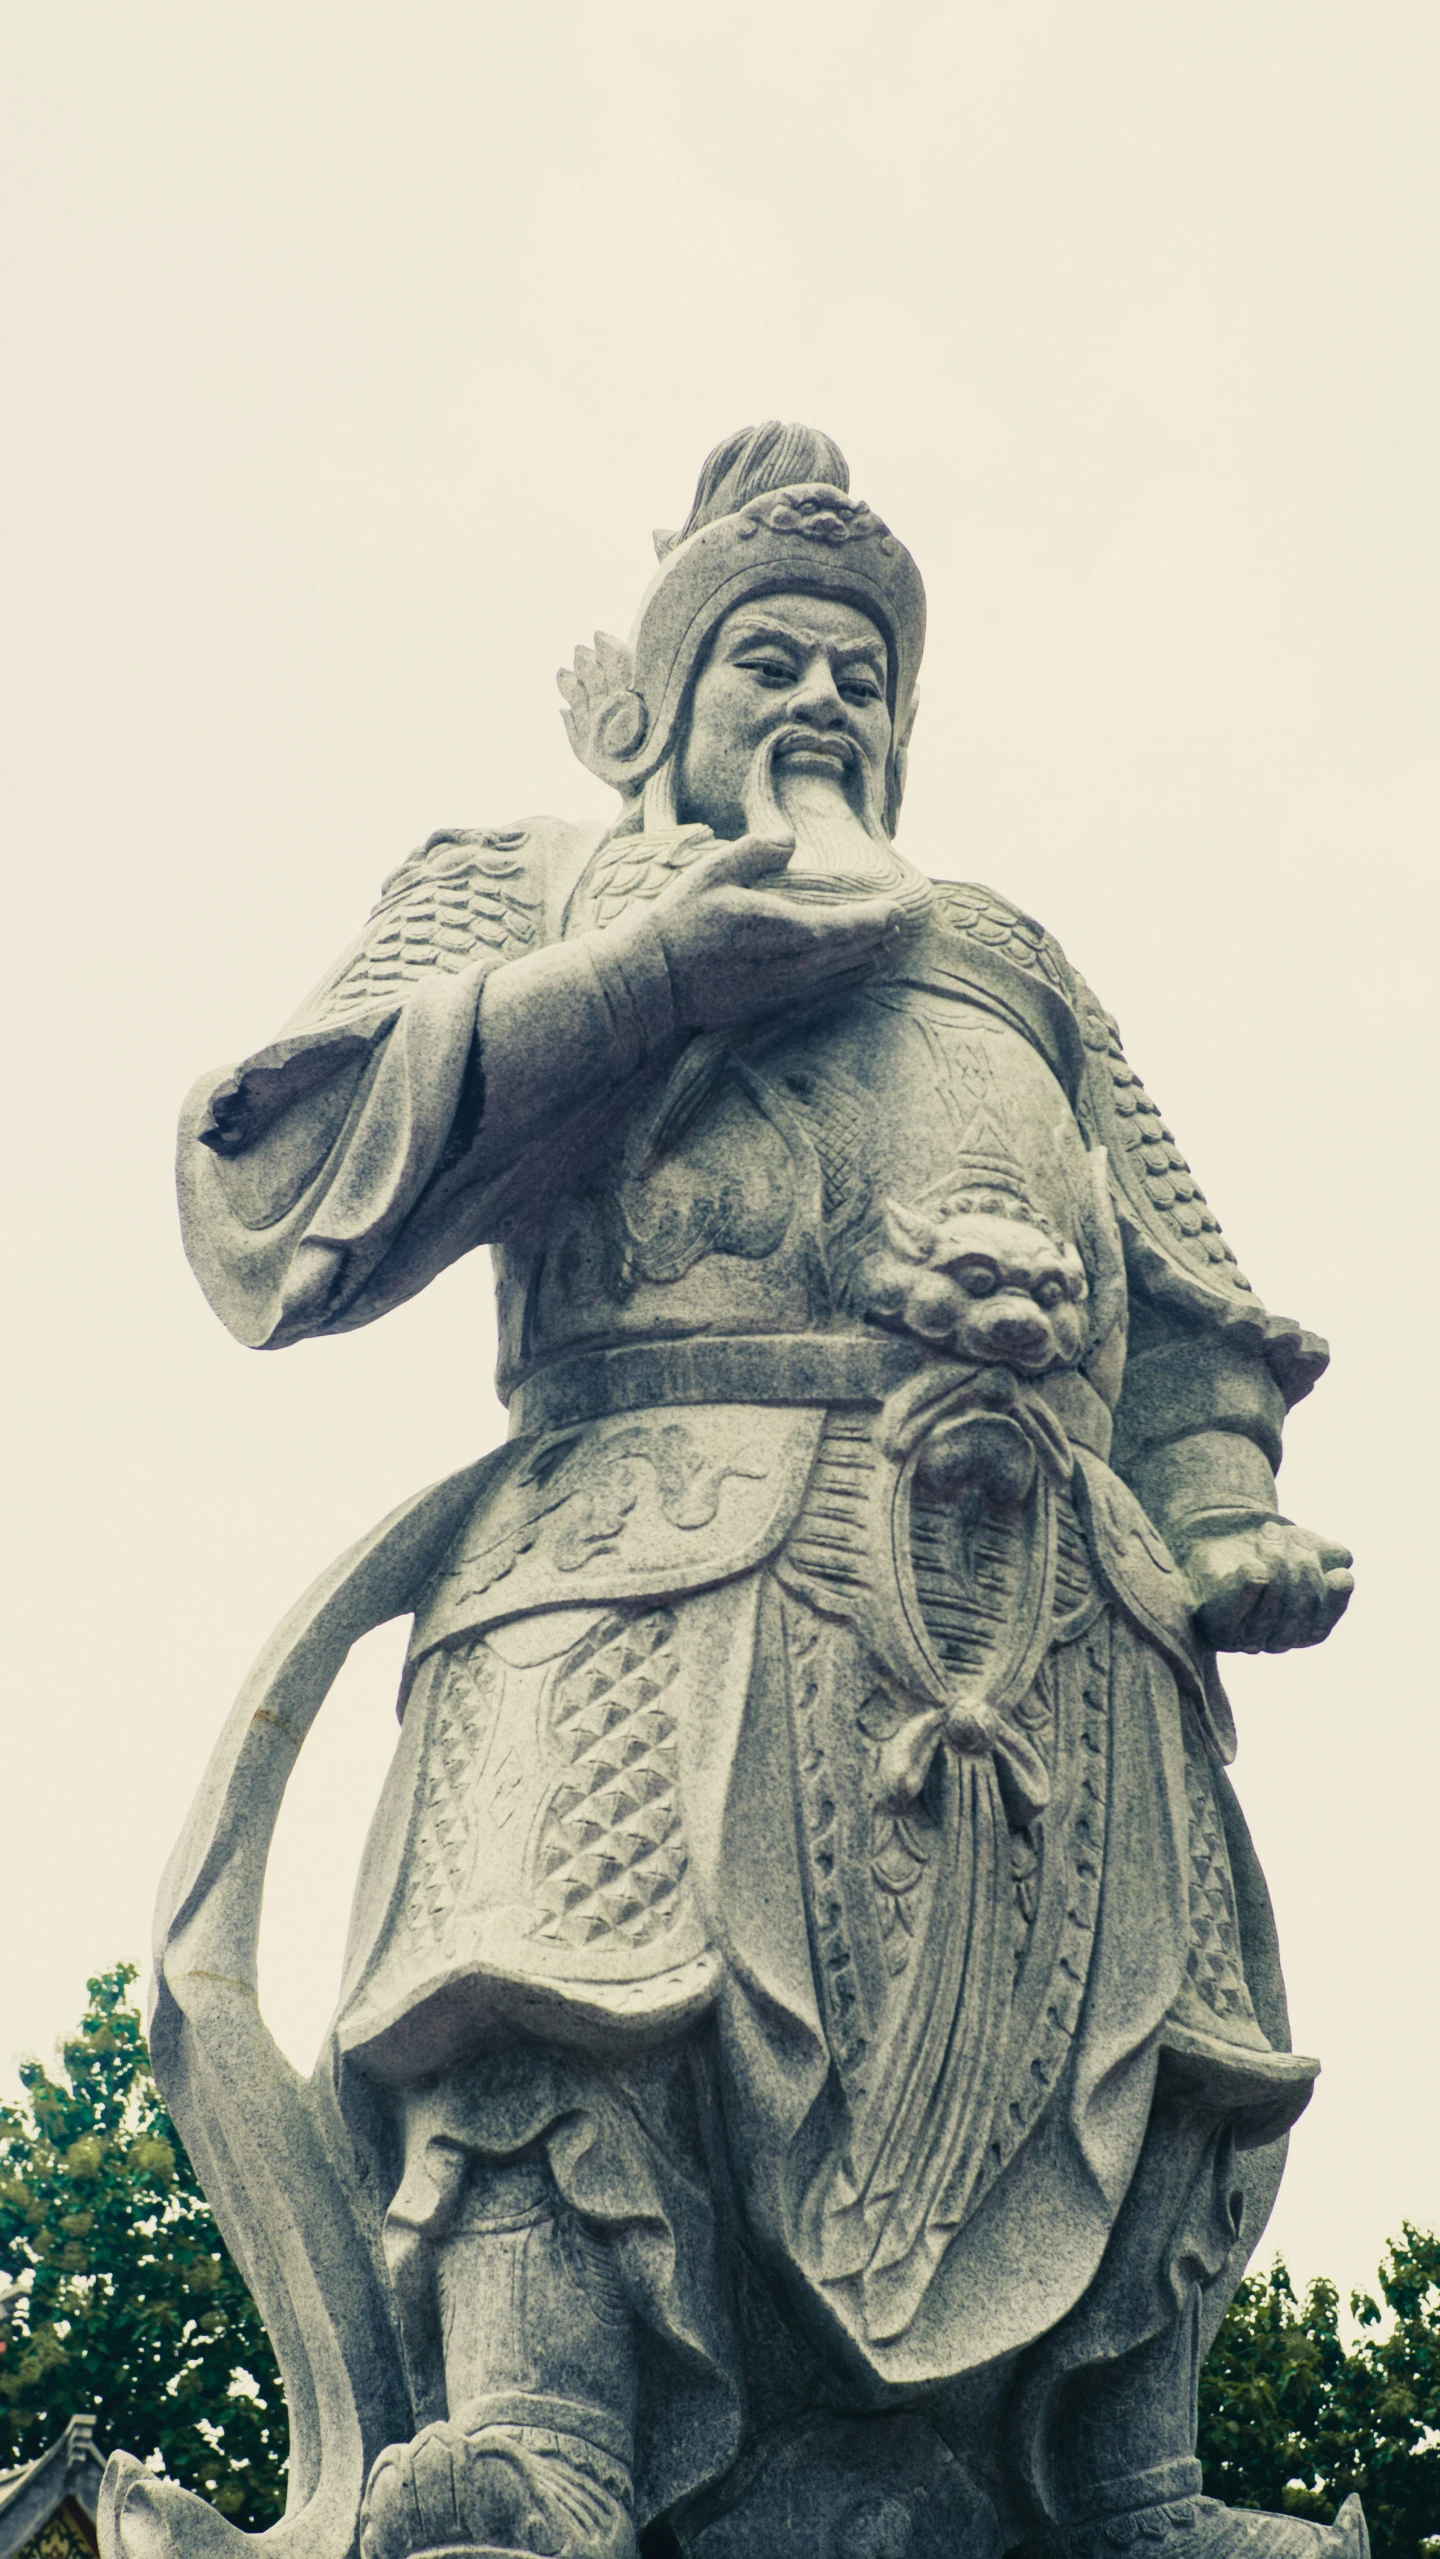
[507,1332,1113,1458]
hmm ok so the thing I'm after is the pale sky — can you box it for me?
[4,2,1437,2307]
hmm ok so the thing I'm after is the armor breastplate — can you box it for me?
[493,925,1117,1406]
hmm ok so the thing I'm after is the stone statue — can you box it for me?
[100,426,1365,2559]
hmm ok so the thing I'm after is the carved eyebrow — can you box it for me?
[724,619,886,668]
[724,622,806,655]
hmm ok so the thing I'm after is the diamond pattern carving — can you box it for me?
[405,1644,502,1944]
[1183,1750,1256,2026]
[533,1610,685,1948]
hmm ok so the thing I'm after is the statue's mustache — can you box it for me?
[768,719,861,767]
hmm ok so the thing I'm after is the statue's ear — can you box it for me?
[884,1197,941,1262]
[887,690,919,832]
[557,632,649,774]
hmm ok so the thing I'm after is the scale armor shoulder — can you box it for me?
[298,826,541,1030]
[1072,975,1328,1405]
[930,880,1072,995]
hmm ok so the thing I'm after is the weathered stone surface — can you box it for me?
[102,424,1361,2559]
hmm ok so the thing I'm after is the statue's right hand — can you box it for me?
[632,829,906,1034]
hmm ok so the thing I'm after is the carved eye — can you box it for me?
[1033,1277,1065,1310]
[955,1260,999,1297]
[741,654,797,688]
[906,1272,959,1339]
[839,668,883,705]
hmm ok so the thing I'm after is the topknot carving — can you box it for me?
[674,419,851,544]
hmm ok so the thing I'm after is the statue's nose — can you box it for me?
[977,1302,1051,1365]
[789,664,847,726]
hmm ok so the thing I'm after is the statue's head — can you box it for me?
[559,424,925,841]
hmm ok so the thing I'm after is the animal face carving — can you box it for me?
[862,1197,1088,1374]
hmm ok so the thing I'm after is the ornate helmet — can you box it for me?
[559,423,926,831]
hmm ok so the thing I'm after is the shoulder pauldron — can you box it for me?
[928,880,1327,1408]
[1072,975,1327,1405]
[291,826,543,1033]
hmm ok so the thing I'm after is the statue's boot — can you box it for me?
[1038,2489,1369,2556]
[1011,2102,1371,2559]
[1185,2497,1368,2554]
[361,2154,638,2559]
[359,2414,634,2559]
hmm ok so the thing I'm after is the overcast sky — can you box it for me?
[3,2,1437,2305]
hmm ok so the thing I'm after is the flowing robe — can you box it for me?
[177,817,1328,2511]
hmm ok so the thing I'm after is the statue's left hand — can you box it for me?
[1184,1519,1354,1652]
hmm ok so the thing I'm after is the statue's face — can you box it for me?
[676,593,892,838]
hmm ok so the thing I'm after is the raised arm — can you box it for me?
[178,818,903,1351]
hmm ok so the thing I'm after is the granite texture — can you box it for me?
[101,425,1362,2559]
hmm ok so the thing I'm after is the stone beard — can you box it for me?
[105,425,1363,2559]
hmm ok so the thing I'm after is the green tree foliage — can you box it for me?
[0,1965,287,2530]
[1199,2229,1440,2558]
